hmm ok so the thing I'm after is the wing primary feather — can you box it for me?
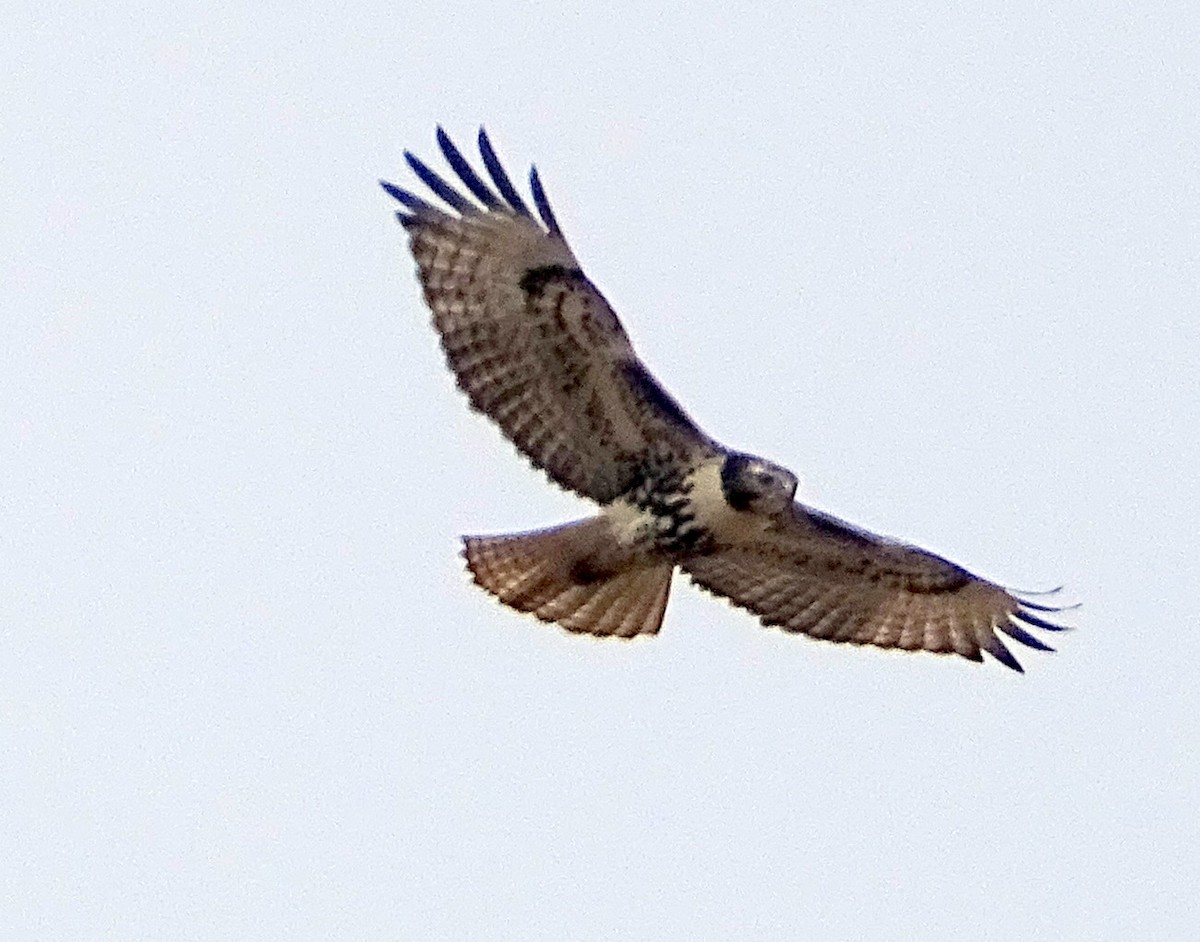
[984,635,1025,672]
[1013,609,1071,633]
[404,150,477,215]
[1011,584,1065,596]
[379,179,443,217]
[620,361,702,434]
[1016,597,1081,613]
[529,165,562,236]
[477,128,533,218]
[436,126,503,209]
[385,127,1074,671]
[1000,620,1056,652]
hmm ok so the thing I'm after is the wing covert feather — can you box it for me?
[383,130,713,502]
[683,503,1070,670]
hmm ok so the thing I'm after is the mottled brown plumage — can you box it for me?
[382,128,1073,671]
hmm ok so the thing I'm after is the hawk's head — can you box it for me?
[720,453,798,515]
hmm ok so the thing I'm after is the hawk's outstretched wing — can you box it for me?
[381,128,715,503]
[682,504,1071,671]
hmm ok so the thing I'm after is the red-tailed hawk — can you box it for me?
[381,128,1072,671]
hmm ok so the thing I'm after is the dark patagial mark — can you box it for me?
[519,264,585,296]
[802,508,888,549]
[800,508,975,595]
[621,362,702,435]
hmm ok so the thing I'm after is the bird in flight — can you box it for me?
[381,128,1072,671]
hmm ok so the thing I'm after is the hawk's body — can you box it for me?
[382,128,1071,670]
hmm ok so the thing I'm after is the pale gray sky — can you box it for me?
[4,2,1198,939]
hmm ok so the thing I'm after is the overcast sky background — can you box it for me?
[4,2,1198,939]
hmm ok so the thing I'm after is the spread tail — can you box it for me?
[462,519,673,638]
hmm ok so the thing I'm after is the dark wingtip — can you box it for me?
[989,640,1025,672]
[529,165,562,236]
[1012,584,1065,596]
[404,149,475,214]
[477,127,532,217]
[1000,619,1057,653]
[1014,608,1072,633]
[380,180,418,226]
[1018,597,1082,613]
[380,179,442,221]
[436,126,503,209]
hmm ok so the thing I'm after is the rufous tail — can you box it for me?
[462,519,673,638]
